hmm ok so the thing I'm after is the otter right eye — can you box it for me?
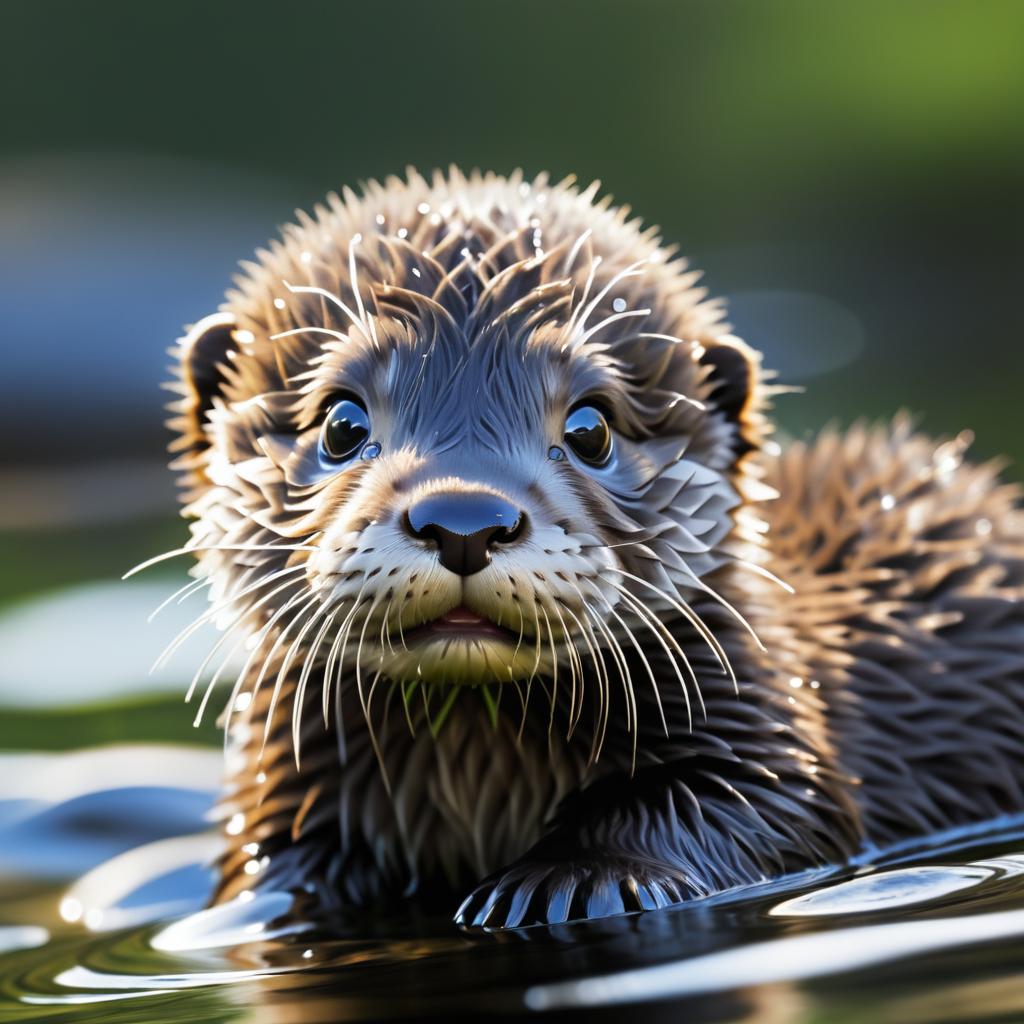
[564,404,612,466]
[320,397,370,461]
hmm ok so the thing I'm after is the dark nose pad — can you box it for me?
[404,491,526,576]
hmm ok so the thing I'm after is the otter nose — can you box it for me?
[404,491,525,576]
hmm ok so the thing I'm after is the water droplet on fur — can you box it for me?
[613,298,627,312]
[880,494,896,510]
[417,202,430,215]
[273,298,286,310]
[548,446,565,461]
[362,442,382,460]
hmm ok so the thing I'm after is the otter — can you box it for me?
[163,168,1024,929]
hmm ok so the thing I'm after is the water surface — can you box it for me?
[3,744,1024,1022]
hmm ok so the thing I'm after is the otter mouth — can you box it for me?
[403,605,519,645]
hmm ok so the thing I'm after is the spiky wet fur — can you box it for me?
[164,168,1024,928]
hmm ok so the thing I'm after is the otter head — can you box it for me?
[168,170,764,728]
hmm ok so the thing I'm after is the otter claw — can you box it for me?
[454,858,690,930]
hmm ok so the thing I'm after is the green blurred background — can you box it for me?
[1,0,1022,748]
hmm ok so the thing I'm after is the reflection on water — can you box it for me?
[3,747,1024,1022]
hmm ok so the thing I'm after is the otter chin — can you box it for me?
[164,168,1024,929]
[384,605,535,685]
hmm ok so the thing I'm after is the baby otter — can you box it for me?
[166,168,1024,929]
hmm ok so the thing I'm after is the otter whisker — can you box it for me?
[560,600,609,759]
[193,585,282,730]
[222,585,315,740]
[593,535,663,551]
[561,254,601,346]
[550,600,583,739]
[732,557,795,594]
[606,577,704,718]
[194,628,253,730]
[353,595,384,715]
[579,604,613,765]
[562,227,592,276]
[258,601,326,746]
[322,584,370,726]
[606,578,699,731]
[322,593,371,759]
[271,326,349,346]
[569,257,646,339]
[124,542,317,579]
[354,599,391,791]
[518,600,545,743]
[348,233,380,348]
[185,606,251,706]
[538,602,559,737]
[360,668,391,791]
[589,585,669,738]
[282,280,375,347]
[380,597,396,656]
[153,564,307,675]
[689,575,768,654]
[585,596,638,772]
[607,567,735,687]
[266,593,335,749]
[337,590,373,676]
[146,574,210,622]
[579,307,651,346]
[292,605,342,767]
[573,583,637,754]
[248,590,323,756]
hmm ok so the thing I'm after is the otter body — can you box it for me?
[168,170,1024,928]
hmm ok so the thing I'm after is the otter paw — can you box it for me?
[454,856,691,929]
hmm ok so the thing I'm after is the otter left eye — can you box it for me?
[564,405,612,467]
[320,397,370,461]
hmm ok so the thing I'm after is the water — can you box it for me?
[3,745,1024,1023]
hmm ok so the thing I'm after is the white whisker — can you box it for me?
[124,542,316,579]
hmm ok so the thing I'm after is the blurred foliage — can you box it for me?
[0,518,183,611]
[0,0,1021,750]
[0,693,217,750]
[3,0,1022,464]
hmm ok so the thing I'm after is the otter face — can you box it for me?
[169,172,760,716]
[284,333,640,687]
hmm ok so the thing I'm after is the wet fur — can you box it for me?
[166,168,1024,928]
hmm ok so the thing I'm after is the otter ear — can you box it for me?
[170,311,240,455]
[698,335,761,456]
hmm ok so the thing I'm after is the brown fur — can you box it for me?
[166,169,1024,927]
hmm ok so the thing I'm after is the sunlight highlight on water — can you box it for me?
[4,746,1024,1022]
